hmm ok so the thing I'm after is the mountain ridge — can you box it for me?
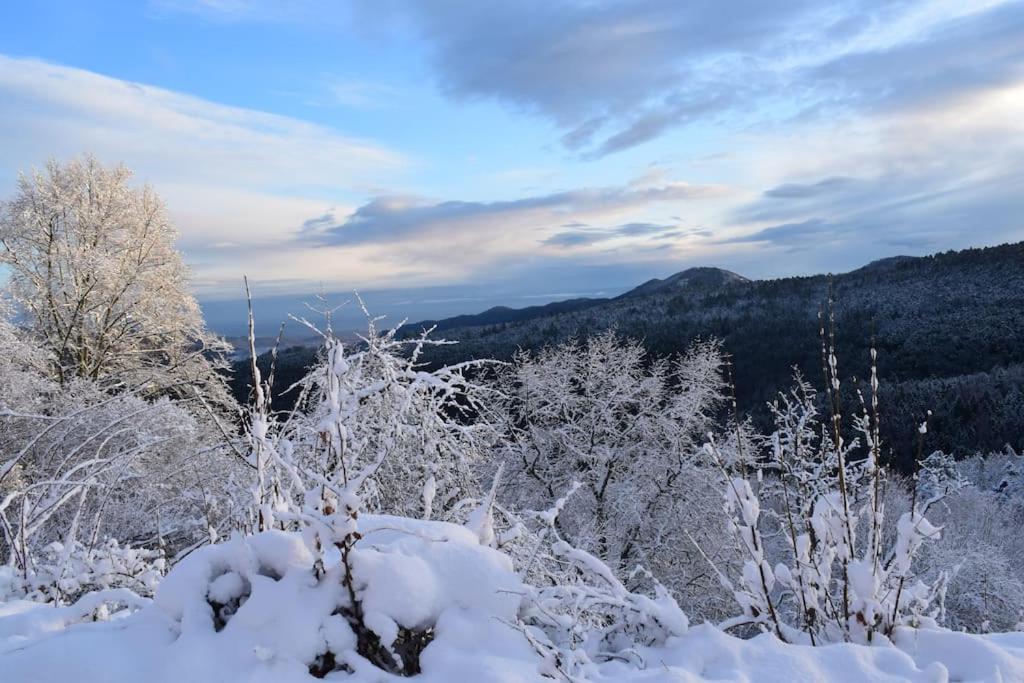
[406,266,750,333]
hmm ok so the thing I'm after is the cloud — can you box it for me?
[0,54,412,295]
[728,161,1024,254]
[369,0,818,154]
[725,218,833,246]
[369,1,1023,155]
[543,221,676,247]
[807,2,1024,114]
[762,177,857,199]
[733,170,1024,252]
[0,55,405,193]
[543,231,609,248]
[300,180,728,248]
[711,57,1024,264]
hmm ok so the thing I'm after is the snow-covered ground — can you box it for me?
[2,515,1023,683]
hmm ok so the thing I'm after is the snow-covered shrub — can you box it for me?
[920,483,1024,632]
[704,331,962,644]
[244,306,496,529]
[148,515,527,679]
[211,302,511,676]
[509,484,692,679]
[1,362,241,574]
[0,538,165,606]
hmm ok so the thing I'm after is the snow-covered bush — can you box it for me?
[201,302,511,676]
[242,305,496,530]
[0,538,165,605]
[509,483,692,679]
[704,331,962,644]
[920,482,1024,632]
[149,515,528,678]
[1,381,240,571]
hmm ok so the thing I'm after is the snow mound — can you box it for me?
[1,514,1024,682]
[0,515,537,682]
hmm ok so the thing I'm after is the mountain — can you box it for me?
[407,297,607,333]
[618,267,749,298]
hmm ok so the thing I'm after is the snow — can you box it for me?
[0,516,537,682]
[3,514,1024,682]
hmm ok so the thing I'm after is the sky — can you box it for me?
[1,0,1023,332]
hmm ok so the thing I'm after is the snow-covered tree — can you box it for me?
[0,156,231,408]
[494,331,734,616]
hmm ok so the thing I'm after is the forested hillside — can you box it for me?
[400,242,1024,467]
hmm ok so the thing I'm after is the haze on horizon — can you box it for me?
[1,0,1022,332]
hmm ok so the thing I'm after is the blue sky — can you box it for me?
[1,0,1023,331]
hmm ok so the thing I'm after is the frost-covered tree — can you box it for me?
[494,331,734,614]
[0,156,231,407]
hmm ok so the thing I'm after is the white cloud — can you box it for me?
[719,80,1024,267]
[0,55,405,190]
[0,54,410,295]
